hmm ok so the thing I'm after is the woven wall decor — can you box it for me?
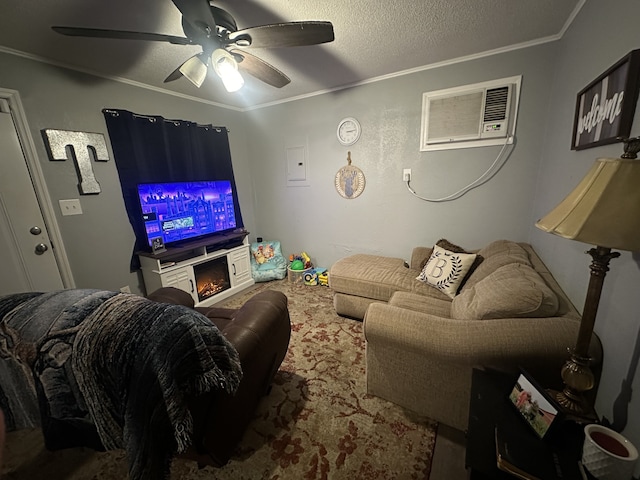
[335,151,365,199]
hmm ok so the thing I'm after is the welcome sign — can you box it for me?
[571,49,640,150]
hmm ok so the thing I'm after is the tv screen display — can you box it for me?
[137,180,237,248]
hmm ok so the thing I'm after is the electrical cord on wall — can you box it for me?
[406,134,515,202]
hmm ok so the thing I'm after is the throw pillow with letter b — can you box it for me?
[416,244,477,298]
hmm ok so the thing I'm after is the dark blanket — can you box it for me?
[0,289,243,480]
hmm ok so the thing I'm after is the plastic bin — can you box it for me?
[288,266,312,284]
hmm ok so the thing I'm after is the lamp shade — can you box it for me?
[536,158,640,252]
[179,55,208,88]
[211,49,244,93]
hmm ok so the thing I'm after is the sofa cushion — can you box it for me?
[330,253,451,302]
[389,291,452,317]
[416,245,477,299]
[461,240,531,291]
[450,263,559,320]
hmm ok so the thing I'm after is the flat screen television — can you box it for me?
[137,180,237,249]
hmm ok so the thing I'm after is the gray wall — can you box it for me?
[244,44,558,268]
[0,52,255,294]
[529,0,640,465]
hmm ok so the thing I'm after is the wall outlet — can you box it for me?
[119,285,131,294]
[403,168,412,182]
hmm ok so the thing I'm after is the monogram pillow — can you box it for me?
[416,244,478,298]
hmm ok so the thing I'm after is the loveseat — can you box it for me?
[329,239,603,431]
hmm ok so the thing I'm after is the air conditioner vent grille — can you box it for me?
[420,75,521,150]
[483,86,509,122]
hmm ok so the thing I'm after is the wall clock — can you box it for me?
[335,151,365,199]
[336,117,361,146]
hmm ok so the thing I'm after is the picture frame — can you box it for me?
[151,236,166,254]
[571,49,640,150]
[508,370,560,439]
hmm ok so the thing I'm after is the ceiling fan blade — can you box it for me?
[228,21,334,49]
[164,66,184,83]
[230,49,290,88]
[52,26,192,45]
[171,0,217,35]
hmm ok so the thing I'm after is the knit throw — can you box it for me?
[0,289,242,480]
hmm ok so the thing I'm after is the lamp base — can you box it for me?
[554,388,591,415]
[551,353,597,418]
[547,388,598,424]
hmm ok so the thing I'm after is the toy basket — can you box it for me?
[287,266,312,284]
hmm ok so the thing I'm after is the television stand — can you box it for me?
[138,232,254,307]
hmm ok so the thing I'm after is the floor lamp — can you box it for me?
[535,153,640,414]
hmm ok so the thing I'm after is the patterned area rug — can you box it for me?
[2,280,437,479]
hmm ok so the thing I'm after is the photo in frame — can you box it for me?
[151,236,166,254]
[508,370,560,439]
[571,49,640,150]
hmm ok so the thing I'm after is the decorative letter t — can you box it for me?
[43,129,109,194]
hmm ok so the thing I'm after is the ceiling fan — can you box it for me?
[52,0,335,92]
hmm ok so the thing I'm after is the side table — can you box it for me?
[465,368,587,479]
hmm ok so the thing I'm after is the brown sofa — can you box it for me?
[147,286,291,467]
[330,240,603,431]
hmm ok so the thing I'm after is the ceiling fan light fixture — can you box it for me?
[178,55,208,88]
[52,6,334,92]
[212,49,244,93]
[233,34,252,48]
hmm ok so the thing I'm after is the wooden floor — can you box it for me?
[429,424,469,480]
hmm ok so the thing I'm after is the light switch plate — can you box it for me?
[59,199,83,216]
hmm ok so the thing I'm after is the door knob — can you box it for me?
[30,226,42,235]
[35,243,48,255]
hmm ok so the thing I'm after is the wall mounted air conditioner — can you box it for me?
[420,75,521,151]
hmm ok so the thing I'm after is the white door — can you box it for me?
[0,111,65,294]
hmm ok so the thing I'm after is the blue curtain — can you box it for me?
[102,109,244,269]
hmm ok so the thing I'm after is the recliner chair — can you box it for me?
[147,286,291,466]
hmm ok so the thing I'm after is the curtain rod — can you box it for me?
[102,109,228,132]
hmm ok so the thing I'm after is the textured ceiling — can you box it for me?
[0,0,583,110]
